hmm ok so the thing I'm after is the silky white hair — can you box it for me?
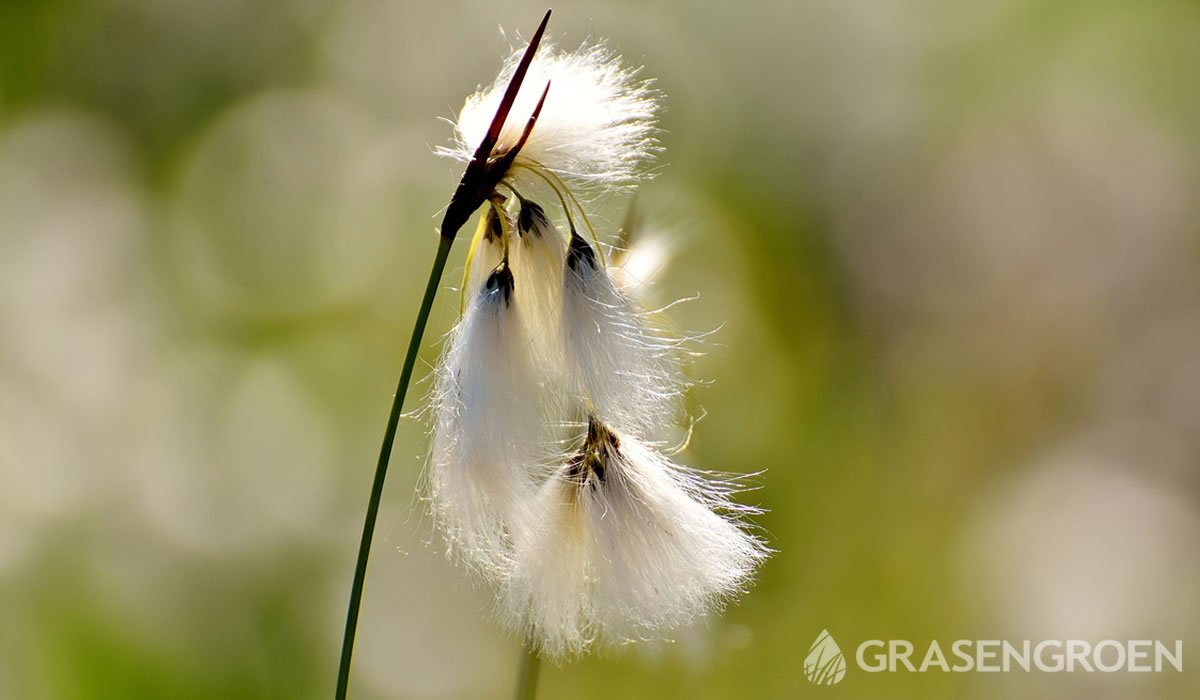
[505,473,595,657]
[505,418,769,659]
[439,42,660,191]
[561,232,684,436]
[511,199,568,373]
[428,265,543,579]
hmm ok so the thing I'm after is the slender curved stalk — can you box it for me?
[335,233,456,700]
[512,160,607,266]
[514,644,542,700]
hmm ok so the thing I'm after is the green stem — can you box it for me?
[335,233,456,700]
[514,643,542,700]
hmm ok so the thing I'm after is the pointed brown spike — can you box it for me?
[471,8,552,169]
[513,80,550,155]
[493,80,551,175]
[441,10,552,241]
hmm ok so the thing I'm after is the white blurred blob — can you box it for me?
[611,233,674,304]
[962,430,1200,641]
[169,90,414,316]
[961,309,1200,642]
[128,352,338,554]
[0,113,150,573]
[964,429,1200,643]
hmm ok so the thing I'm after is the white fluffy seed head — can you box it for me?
[562,232,684,436]
[511,198,568,372]
[428,265,543,579]
[506,473,596,657]
[583,432,769,640]
[439,41,660,191]
[506,418,769,658]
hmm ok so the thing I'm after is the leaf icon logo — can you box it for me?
[804,629,847,686]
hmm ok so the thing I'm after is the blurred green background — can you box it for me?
[2,0,1199,698]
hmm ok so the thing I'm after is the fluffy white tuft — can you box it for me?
[505,473,595,657]
[506,418,768,658]
[428,265,542,579]
[439,42,660,190]
[511,198,568,370]
[584,433,768,639]
[561,232,683,435]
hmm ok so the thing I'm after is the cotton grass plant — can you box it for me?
[335,11,769,699]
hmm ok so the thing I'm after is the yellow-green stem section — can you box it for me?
[514,644,542,700]
[516,160,607,267]
[335,233,456,700]
[461,210,490,314]
[491,198,513,263]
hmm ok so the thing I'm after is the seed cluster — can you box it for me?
[428,24,769,658]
